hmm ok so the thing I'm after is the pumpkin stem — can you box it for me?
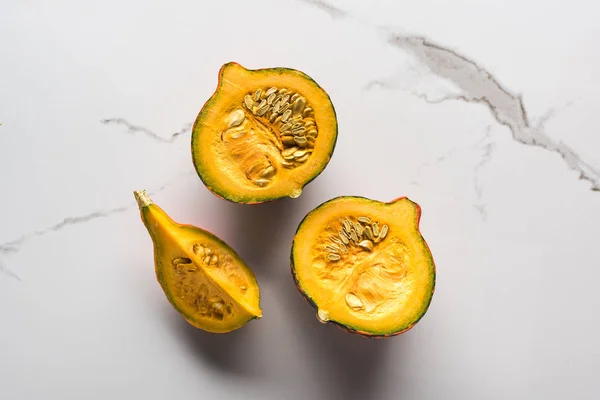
[133,190,153,209]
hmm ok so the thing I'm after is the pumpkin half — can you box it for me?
[134,190,261,333]
[191,62,338,204]
[291,196,436,337]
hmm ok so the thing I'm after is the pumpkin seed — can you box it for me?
[339,232,349,244]
[292,127,306,135]
[294,149,308,158]
[280,122,292,132]
[278,88,287,94]
[303,107,313,117]
[244,95,253,109]
[192,243,204,256]
[350,230,358,242]
[267,93,276,105]
[345,293,364,309]
[342,219,350,232]
[291,93,299,102]
[306,129,318,137]
[254,178,269,187]
[273,101,281,114]
[253,89,262,101]
[330,235,342,245]
[281,94,290,104]
[372,223,379,237]
[282,109,292,122]
[280,102,290,113]
[294,136,307,146]
[297,154,309,163]
[379,224,389,240]
[282,147,298,157]
[257,99,267,109]
[269,112,278,123]
[257,105,269,116]
[281,136,296,145]
[265,87,278,97]
[358,240,373,252]
[260,166,276,178]
[293,97,306,114]
[365,226,373,239]
[325,245,339,253]
[355,223,364,237]
[358,216,371,224]
[226,109,245,128]
[327,253,341,261]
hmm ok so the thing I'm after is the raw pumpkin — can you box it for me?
[191,62,338,204]
[291,196,436,337]
[134,190,261,333]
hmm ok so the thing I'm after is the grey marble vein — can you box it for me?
[101,118,192,144]
[0,206,130,281]
[472,129,496,220]
[409,147,458,187]
[0,173,194,280]
[298,0,347,18]
[0,262,21,281]
[297,0,600,191]
[0,205,132,254]
[380,35,600,191]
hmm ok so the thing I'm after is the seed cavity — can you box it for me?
[324,216,391,262]
[239,86,318,170]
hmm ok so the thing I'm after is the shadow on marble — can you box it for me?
[278,271,396,400]
[166,306,266,378]
[207,177,329,280]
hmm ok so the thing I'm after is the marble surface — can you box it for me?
[1,0,599,399]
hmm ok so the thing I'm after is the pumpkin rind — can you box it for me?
[191,62,338,204]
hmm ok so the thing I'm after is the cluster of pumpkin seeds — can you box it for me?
[193,242,248,294]
[243,87,317,168]
[325,216,389,262]
[171,253,234,321]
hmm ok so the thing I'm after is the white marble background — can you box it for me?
[1,1,599,399]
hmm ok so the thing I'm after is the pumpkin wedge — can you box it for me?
[134,190,261,333]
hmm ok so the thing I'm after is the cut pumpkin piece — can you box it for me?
[291,196,436,337]
[134,190,261,333]
[191,62,338,203]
